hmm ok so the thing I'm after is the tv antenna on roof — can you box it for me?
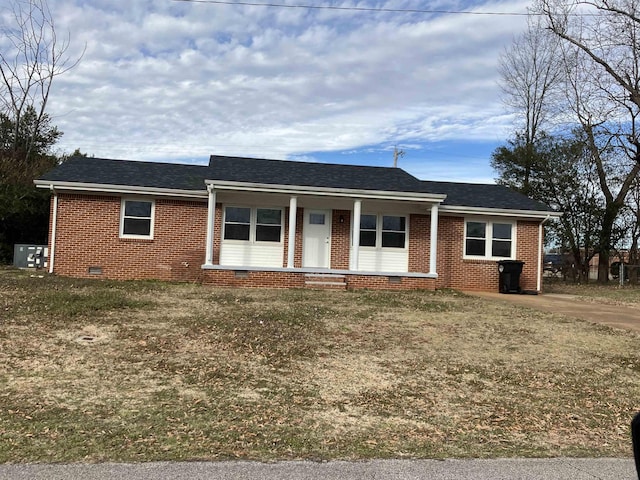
[393,146,405,168]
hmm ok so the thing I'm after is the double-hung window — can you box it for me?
[255,208,282,242]
[223,206,282,243]
[359,214,407,249]
[224,207,251,241]
[464,219,514,259]
[121,199,154,239]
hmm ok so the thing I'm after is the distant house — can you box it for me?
[34,155,560,291]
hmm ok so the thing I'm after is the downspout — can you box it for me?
[537,215,551,292]
[49,186,58,274]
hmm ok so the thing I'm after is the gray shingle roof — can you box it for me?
[206,155,429,193]
[37,157,208,191]
[36,155,555,213]
[422,180,552,212]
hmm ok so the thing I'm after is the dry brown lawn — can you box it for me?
[545,280,640,305]
[1,268,639,462]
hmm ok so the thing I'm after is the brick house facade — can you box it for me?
[36,155,559,292]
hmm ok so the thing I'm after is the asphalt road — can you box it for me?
[0,458,636,480]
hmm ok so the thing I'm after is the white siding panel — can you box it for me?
[220,243,284,268]
[358,249,408,272]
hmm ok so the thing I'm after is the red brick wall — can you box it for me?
[294,208,304,268]
[201,270,435,290]
[409,214,430,273]
[202,269,306,288]
[346,275,435,290]
[331,210,351,269]
[49,194,542,291]
[436,216,541,292]
[52,194,207,281]
[213,203,222,265]
[281,207,304,268]
[515,220,542,291]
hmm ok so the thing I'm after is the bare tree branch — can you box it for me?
[498,16,563,145]
[524,0,640,281]
[0,0,84,163]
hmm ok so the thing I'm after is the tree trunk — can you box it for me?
[630,239,639,285]
[597,251,610,283]
[597,205,619,283]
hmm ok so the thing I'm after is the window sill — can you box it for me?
[222,239,283,245]
[119,236,154,241]
[463,256,515,262]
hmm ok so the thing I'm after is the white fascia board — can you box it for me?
[206,180,447,203]
[439,205,563,219]
[34,180,207,199]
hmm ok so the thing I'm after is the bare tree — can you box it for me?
[618,177,640,283]
[0,0,82,171]
[497,16,563,196]
[498,16,563,145]
[0,0,82,263]
[537,0,640,282]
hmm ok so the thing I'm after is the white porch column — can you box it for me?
[351,199,362,271]
[429,203,439,275]
[287,196,297,268]
[205,185,216,266]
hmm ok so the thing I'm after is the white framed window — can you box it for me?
[464,219,515,259]
[223,206,283,243]
[309,212,326,225]
[120,199,155,239]
[359,214,407,249]
[224,207,251,241]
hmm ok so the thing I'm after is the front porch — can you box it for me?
[201,182,444,285]
[201,266,437,290]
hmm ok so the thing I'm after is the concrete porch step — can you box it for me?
[304,273,347,289]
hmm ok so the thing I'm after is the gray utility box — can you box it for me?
[13,244,49,269]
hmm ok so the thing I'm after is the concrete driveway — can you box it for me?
[470,291,640,333]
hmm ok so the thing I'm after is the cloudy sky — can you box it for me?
[38,0,532,183]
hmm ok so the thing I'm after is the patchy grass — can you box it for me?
[1,268,639,463]
[545,279,640,305]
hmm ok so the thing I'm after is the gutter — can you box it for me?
[49,185,58,274]
[34,180,207,199]
[205,180,447,204]
[440,205,562,220]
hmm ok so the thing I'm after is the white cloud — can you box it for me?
[40,0,531,179]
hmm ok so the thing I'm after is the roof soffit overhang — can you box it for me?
[34,180,208,199]
[439,204,563,220]
[206,180,447,204]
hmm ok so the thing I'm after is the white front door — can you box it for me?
[303,210,331,268]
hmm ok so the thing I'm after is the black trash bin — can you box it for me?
[497,260,524,294]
